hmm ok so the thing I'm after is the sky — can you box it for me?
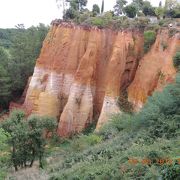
[0,0,166,28]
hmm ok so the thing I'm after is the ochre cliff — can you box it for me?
[15,22,179,137]
[128,29,180,111]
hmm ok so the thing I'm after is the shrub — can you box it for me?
[161,162,180,180]
[98,113,134,140]
[169,28,178,38]
[173,51,180,68]
[91,17,104,28]
[70,134,102,152]
[85,134,102,145]
[0,128,10,179]
[83,11,113,28]
[145,24,160,33]
[118,91,133,113]
[1,110,57,171]
[161,41,168,51]
[144,30,156,53]
[124,4,137,18]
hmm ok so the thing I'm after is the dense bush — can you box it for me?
[0,128,10,179]
[144,30,156,53]
[83,11,113,28]
[173,51,180,69]
[123,4,137,18]
[117,91,133,113]
[1,110,57,171]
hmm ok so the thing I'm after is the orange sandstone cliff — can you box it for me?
[128,29,180,111]
[17,22,179,136]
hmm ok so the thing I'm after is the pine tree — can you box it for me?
[101,0,104,14]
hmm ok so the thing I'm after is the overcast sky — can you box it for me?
[0,0,165,28]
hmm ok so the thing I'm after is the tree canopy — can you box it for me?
[92,4,100,17]
[0,24,48,110]
[114,0,127,16]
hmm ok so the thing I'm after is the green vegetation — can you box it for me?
[0,0,179,179]
[85,12,113,28]
[173,51,180,69]
[58,0,180,30]
[1,110,57,171]
[118,91,133,113]
[63,0,88,20]
[0,24,48,110]
[92,4,100,17]
[165,0,180,18]
[114,0,127,16]
[3,69,179,179]
[0,48,11,108]
[144,30,156,53]
[142,1,155,16]
[101,0,104,14]
[0,128,10,179]
[44,71,180,179]
[124,4,138,18]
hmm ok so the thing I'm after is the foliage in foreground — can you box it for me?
[1,110,57,171]
[47,72,180,179]
[0,128,10,179]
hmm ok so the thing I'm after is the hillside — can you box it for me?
[0,15,180,180]
[7,71,180,179]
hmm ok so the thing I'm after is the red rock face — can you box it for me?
[128,30,180,111]
[18,23,179,136]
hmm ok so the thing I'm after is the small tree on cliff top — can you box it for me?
[114,0,127,16]
[124,4,138,18]
[101,0,104,13]
[1,110,57,171]
[92,4,100,17]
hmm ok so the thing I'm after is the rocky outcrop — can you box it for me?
[128,29,180,111]
[16,22,179,136]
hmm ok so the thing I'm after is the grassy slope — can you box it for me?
[42,74,180,180]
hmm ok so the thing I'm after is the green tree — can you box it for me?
[101,0,104,13]
[159,1,162,7]
[0,66,11,108]
[9,24,48,95]
[144,30,156,53]
[142,1,156,16]
[64,0,88,20]
[92,4,100,17]
[0,128,10,179]
[114,0,127,16]
[165,2,180,18]
[124,4,138,18]
[132,0,144,11]
[67,0,87,11]
[0,47,11,108]
[1,110,57,171]
[165,0,178,10]
[155,7,165,19]
[0,25,48,110]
